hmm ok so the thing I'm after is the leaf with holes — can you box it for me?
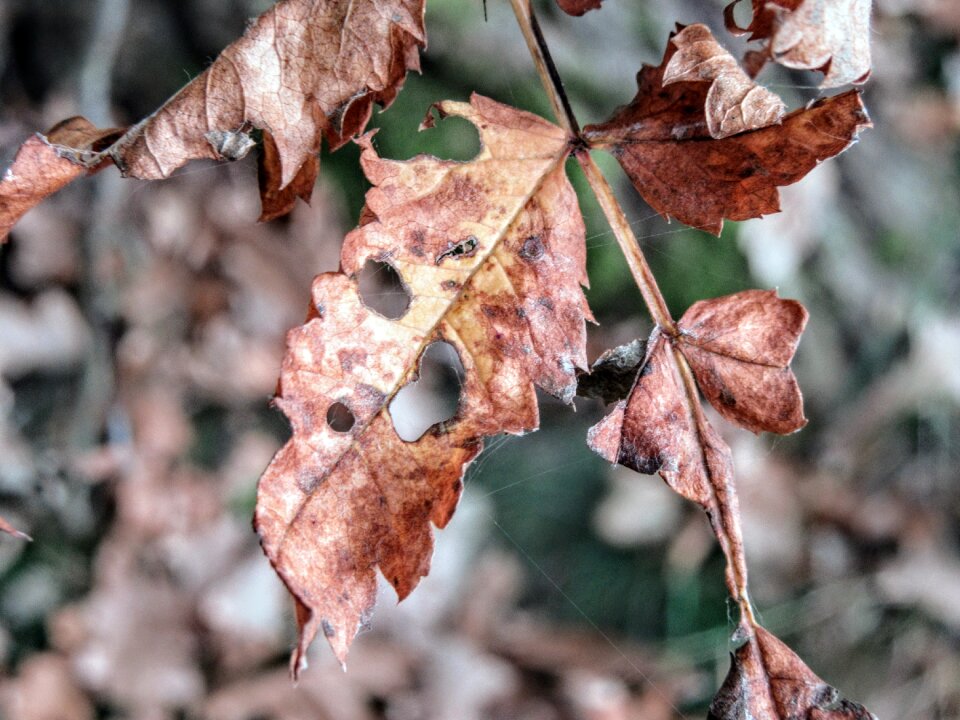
[724,0,872,88]
[255,94,591,674]
[583,23,871,234]
[0,0,426,239]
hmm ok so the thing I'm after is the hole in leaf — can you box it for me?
[326,402,355,433]
[389,341,465,442]
[358,259,410,320]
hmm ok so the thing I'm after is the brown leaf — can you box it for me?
[257,129,318,223]
[710,623,877,719]
[676,289,809,434]
[724,0,872,87]
[255,94,590,674]
[0,514,31,541]
[662,24,786,139]
[576,338,647,404]
[583,25,871,234]
[0,117,122,240]
[586,332,749,601]
[0,0,425,235]
[556,0,604,15]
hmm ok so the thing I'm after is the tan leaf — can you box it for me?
[725,0,872,88]
[583,25,871,234]
[0,117,122,240]
[0,0,426,237]
[556,0,604,15]
[663,24,786,139]
[0,514,31,541]
[710,623,877,719]
[677,289,809,434]
[255,94,590,674]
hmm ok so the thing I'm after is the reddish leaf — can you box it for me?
[677,289,809,434]
[556,0,604,15]
[0,515,31,541]
[725,0,872,87]
[0,117,123,240]
[710,623,877,719]
[583,24,871,234]
[587,332,749,602]
[255,94,590,674]
[257,130,319,223]
[0,0,426,236]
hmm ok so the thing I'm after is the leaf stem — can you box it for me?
[507,0,580,137]
[577,154,677,333]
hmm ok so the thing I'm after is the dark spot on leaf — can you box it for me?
[435,235,479,264]
[441,279,459,291]
[321,619,336,638]
[519,234,545,260]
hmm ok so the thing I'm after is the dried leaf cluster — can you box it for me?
[0,0,879,716]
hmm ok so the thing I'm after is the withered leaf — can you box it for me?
[0,515,31,541]
[710,622,877,719]
[556,0,604,16]
[677,289,808,435]
[583,24,871,234]
[0,117,123,240]
[255,94,590,674]
[576,338,647,404]
[663,24,785,139]
[725,0,872,88]
[0,0,426,237]
[587,332,749,604]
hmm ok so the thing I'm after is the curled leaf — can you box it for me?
[583,24,871,234]
[576,338,646,404]
[0,117,123,240]
[710,623,877,719]
[255,94,590,674]
[664,24,786,139]
[725,0,872,88]
[677,289,809,435]
[0,0,427,236]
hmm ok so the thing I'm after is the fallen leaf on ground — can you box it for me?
[0,0,426,236]
[725,0,872,87]
[583,24,871,234]
[255,94,590,674]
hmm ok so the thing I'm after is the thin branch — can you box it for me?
[577,154,677,333]
[507,0,580,137]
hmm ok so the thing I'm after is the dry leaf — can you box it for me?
[724,0,872,87]
[710,623,877,719]
[0,514,31,541]
[0,118,122,240]
[255,94,590,674]
[586,332,749,603]
[663,24,786,139]
[0,0,426,237]
[677,289,808,434]
[583,25,871,234]
[556,0,604,15]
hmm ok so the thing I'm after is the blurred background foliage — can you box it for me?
[0,0,959,718]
